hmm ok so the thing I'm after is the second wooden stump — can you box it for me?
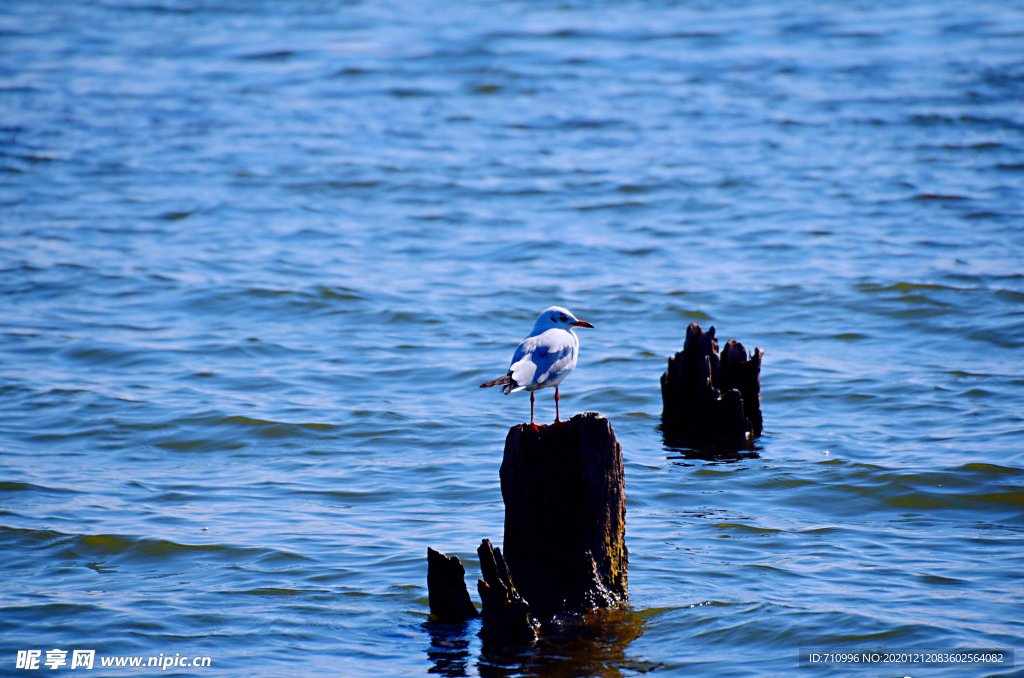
[500,412,627,621]
[661,323,763,449]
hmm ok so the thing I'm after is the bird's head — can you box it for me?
[534,306,594,331]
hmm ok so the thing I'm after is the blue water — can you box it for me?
[2,1,1023,676]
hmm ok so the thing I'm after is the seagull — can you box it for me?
[479,306,594,425]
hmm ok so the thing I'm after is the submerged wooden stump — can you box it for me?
[500,412,627,621]
[427,547,478,622]
[721,337,763,438]
[661,323,763,449]
[476,539,536,641]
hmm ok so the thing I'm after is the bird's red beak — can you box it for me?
[572,320,594,328]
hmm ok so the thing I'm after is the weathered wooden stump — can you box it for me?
[500,412,627,621]
[427,547,478,622]
[661,323,763,449]
[476,538,536,641]
[721,338,763,438]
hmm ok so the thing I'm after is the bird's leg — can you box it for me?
[554,387,560,423]
[530,391,535,426]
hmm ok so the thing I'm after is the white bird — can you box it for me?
[480,306,594,425]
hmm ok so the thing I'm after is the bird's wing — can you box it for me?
[506,339,539,392]
[507,330,575,391]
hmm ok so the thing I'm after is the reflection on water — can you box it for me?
[662,425,761,462]
[425,621,474,677]
[665,447,760,464]
[428,607,657,678]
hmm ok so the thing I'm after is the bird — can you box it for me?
[479,306,594,425]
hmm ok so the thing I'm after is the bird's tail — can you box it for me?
[480,374,515,394]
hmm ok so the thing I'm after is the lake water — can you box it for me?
[2,1,1023,676]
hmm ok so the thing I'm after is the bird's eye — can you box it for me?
[560,315,568,322]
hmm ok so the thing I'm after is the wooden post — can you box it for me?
[500,412,627,621]
[661,323,763,449]
[426,548,478,622]
[721,338,763,438]
[476,539,536,641]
